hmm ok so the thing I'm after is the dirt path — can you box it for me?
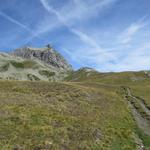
[124,87,150,135]
[123,87,150,150]
[126,88,150,117]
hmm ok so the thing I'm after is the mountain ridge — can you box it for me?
[0,46,150,149]
[0,45,72,81]
[0,45,150,82]
[11,45,72,71]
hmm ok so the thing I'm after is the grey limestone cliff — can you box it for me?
[12,45,72,72]
[0,45,73,81]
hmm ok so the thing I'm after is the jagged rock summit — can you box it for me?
[0,45,73,81]
[12,45,72,71]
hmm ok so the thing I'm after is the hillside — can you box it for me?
[12,46,72,71]
[0,71,150,149]
[0,48,150,149]
[65,68,150,149]
[0,46,72,81]
[0,81,143,149]
[66,67,150,84]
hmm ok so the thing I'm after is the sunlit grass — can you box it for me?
[0,81,138,150]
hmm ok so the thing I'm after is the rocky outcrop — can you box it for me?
[12,45,73,71]
[0,45,73,81]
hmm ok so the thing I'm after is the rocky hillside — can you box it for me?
[12,45,72,71]
[0,47,150,149]
[0,45,72,81]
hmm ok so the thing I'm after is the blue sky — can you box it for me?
[0,0,150,71]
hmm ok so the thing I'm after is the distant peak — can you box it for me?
[11,45,73,71]
[78,67,96,72]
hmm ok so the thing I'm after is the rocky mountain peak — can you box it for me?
[12,45,73,71]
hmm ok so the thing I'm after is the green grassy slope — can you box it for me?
[0,70,150,149]
[66,69,150,149]
[66,69,149,84]
[130,82,150,108]
[0,81,138,150]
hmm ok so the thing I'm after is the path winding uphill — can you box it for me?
[123,87,150,150]
[126,88,150,117]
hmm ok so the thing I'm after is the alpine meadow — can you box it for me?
[0,0,150,150]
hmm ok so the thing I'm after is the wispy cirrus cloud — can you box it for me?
[0,11,31,32]
[102,43,150,72]
[0,0,149,72]
[60,0,117,23]
[40,0,117,61]
[40,0,103,54]
[119,18,147,44]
